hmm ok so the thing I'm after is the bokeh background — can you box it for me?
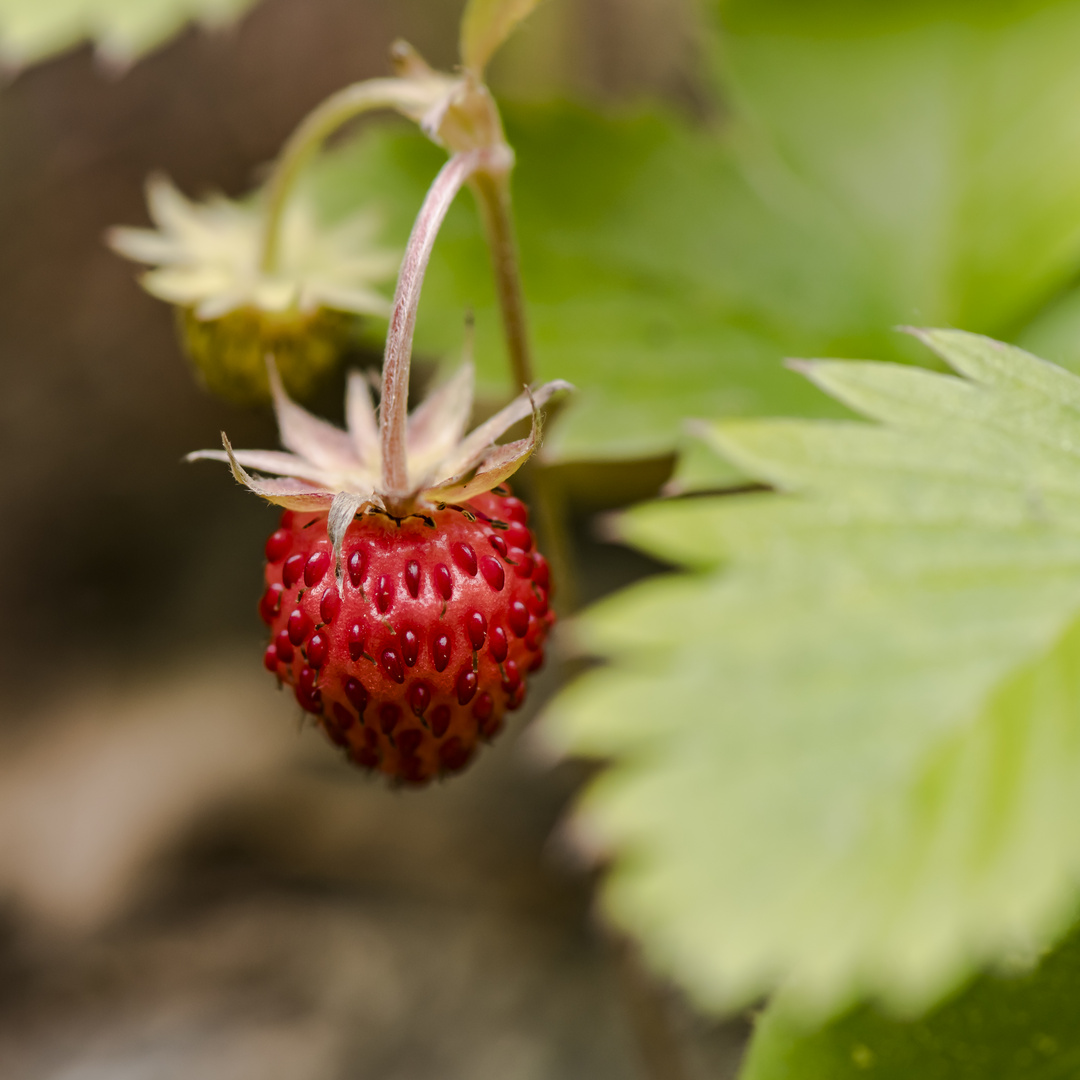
[0,0,748,1075]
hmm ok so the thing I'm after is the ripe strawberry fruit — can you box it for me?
[258,489,553,783]
[192,354,568,784]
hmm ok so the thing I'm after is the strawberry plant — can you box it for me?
[16,0,1080,1073]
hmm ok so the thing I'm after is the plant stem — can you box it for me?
[380,147,513,501]
[259,78,435,274]
[468,169,534,389]
[528,457,579,614]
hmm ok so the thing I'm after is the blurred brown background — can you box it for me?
[0,0,745,1075]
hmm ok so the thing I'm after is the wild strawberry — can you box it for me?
[256,487,553,782]
[195,358,565,783]
[189,147,570,783]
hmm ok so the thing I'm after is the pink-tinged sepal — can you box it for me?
[435,379,572,482]
[423,421,537,505]
[268,360,361,472]
[345,370,381,465]
[407,360,475,479]
[217,434,335,511]
[185,448,339,487]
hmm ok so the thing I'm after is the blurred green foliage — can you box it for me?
[743,926,1080,1080]
[0,0,259,66]
[717,0,1080,337]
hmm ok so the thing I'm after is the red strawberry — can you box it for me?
[258,489,554,782]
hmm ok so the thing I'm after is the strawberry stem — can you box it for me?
[380,147,514,504]
[469,168,534,389]
[259,78,437,274]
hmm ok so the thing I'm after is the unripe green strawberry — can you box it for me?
[109,175,397,406]
[259,490,553,783]
[178,305,354,405]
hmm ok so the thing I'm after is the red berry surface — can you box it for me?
[258,488,554,784]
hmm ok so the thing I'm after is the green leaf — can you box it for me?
[459,0,541,73]
[0,0,261,67]
[541,330,1080,1019]
[662,427,751,495]
[741,926,1080,1080]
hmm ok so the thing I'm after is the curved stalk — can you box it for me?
[258,67,534,398]
[259,78,437,273]
[380,146,513,502]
